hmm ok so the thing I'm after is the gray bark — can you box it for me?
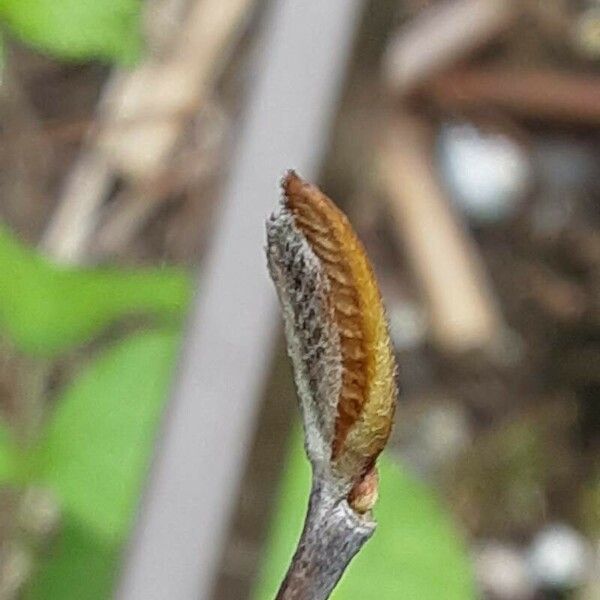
[275,476,375,600]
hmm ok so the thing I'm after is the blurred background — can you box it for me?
[0,0,598,599]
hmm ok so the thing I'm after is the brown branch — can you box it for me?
[426,68,600,125]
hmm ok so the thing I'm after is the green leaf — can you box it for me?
[254,429,476,600]
[25,512,119,600]
[0,0,142,63]
[0,224,191,356]
[37,329,180,544]
[0,419,18,483]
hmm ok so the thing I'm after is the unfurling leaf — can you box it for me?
[266,172,397,599]
[267,170,396,510]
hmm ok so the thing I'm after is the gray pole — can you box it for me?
[116,1,365,598]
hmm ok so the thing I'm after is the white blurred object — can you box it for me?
[437,121,532,224]
[475,542,534,600]
[527,524,593,590]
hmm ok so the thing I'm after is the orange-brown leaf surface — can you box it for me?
[282,171,396,480]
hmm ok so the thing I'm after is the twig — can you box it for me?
[41,0,254,263]
[378,116,503,353]
[40,147,114,262]
[90,102,228,259]
[97,0,253,180]
[275,478,375,600]
[267,172,396,599]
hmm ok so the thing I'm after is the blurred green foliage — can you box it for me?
[0,225,190,356]
[26,515,120,600]
[254,429,476,600]
[0,0,142,62]
[0,224,187,598]
[0,420,17,482]
[37,330,181,545]
[0,0,178,591]
[27,330,181,599]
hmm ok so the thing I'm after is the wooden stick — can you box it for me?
[378,116,503,353]
[97,0,253,180]
[40,147,114,262]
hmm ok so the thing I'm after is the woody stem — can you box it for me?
[275,476,375,600]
